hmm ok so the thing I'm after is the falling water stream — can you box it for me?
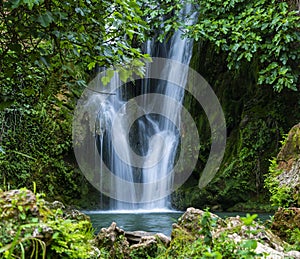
[95,4,197,210]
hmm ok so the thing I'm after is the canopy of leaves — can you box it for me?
[186,0,300,91]
[0,0,150,101]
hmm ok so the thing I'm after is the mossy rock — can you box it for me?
[0,188,98,259]
[0,189,40,221]
[275,123,300,206]
[277,123,300,167]
[271,207,300,242]
[172,207,225,238]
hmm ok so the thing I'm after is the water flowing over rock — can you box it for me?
[94,4,198,210]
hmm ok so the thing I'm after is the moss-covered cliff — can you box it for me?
[172,41,300,211]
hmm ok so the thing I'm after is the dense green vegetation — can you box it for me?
[265,124,300,208]
[2,1,300,258]
[0,0,153,202]
[172,0,300,211]
[0,0,183,205]
[154,211,261,259]
[186,0,300,92]
[0,0,299,210]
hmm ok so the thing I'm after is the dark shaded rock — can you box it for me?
[64,208,91,221]
[45,200,65,210]
[32,224,54,245]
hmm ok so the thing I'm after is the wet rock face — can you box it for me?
[125,230,155,244]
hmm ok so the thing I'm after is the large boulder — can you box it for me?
[276,123,300,206]
[264,123,300,249]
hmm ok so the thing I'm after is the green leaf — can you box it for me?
[31,217,39,223]
[23,0,42,10]
[243,240,257,250]
[107,69,115,79]
[87,62,96,70]
[20,213,26,220]
[38,11,54,27]
[10,0,22,9]
[241,214,258,226]
[278,67,288,75]
[101,76,110,86]
[52,232,60,239]
[245,52,252,62]
[119,69,130,82]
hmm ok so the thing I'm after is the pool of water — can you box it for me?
[85,210,273,236]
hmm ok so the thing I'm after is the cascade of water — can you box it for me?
[96,4,197,210]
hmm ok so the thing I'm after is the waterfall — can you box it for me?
[95,4,198,210]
